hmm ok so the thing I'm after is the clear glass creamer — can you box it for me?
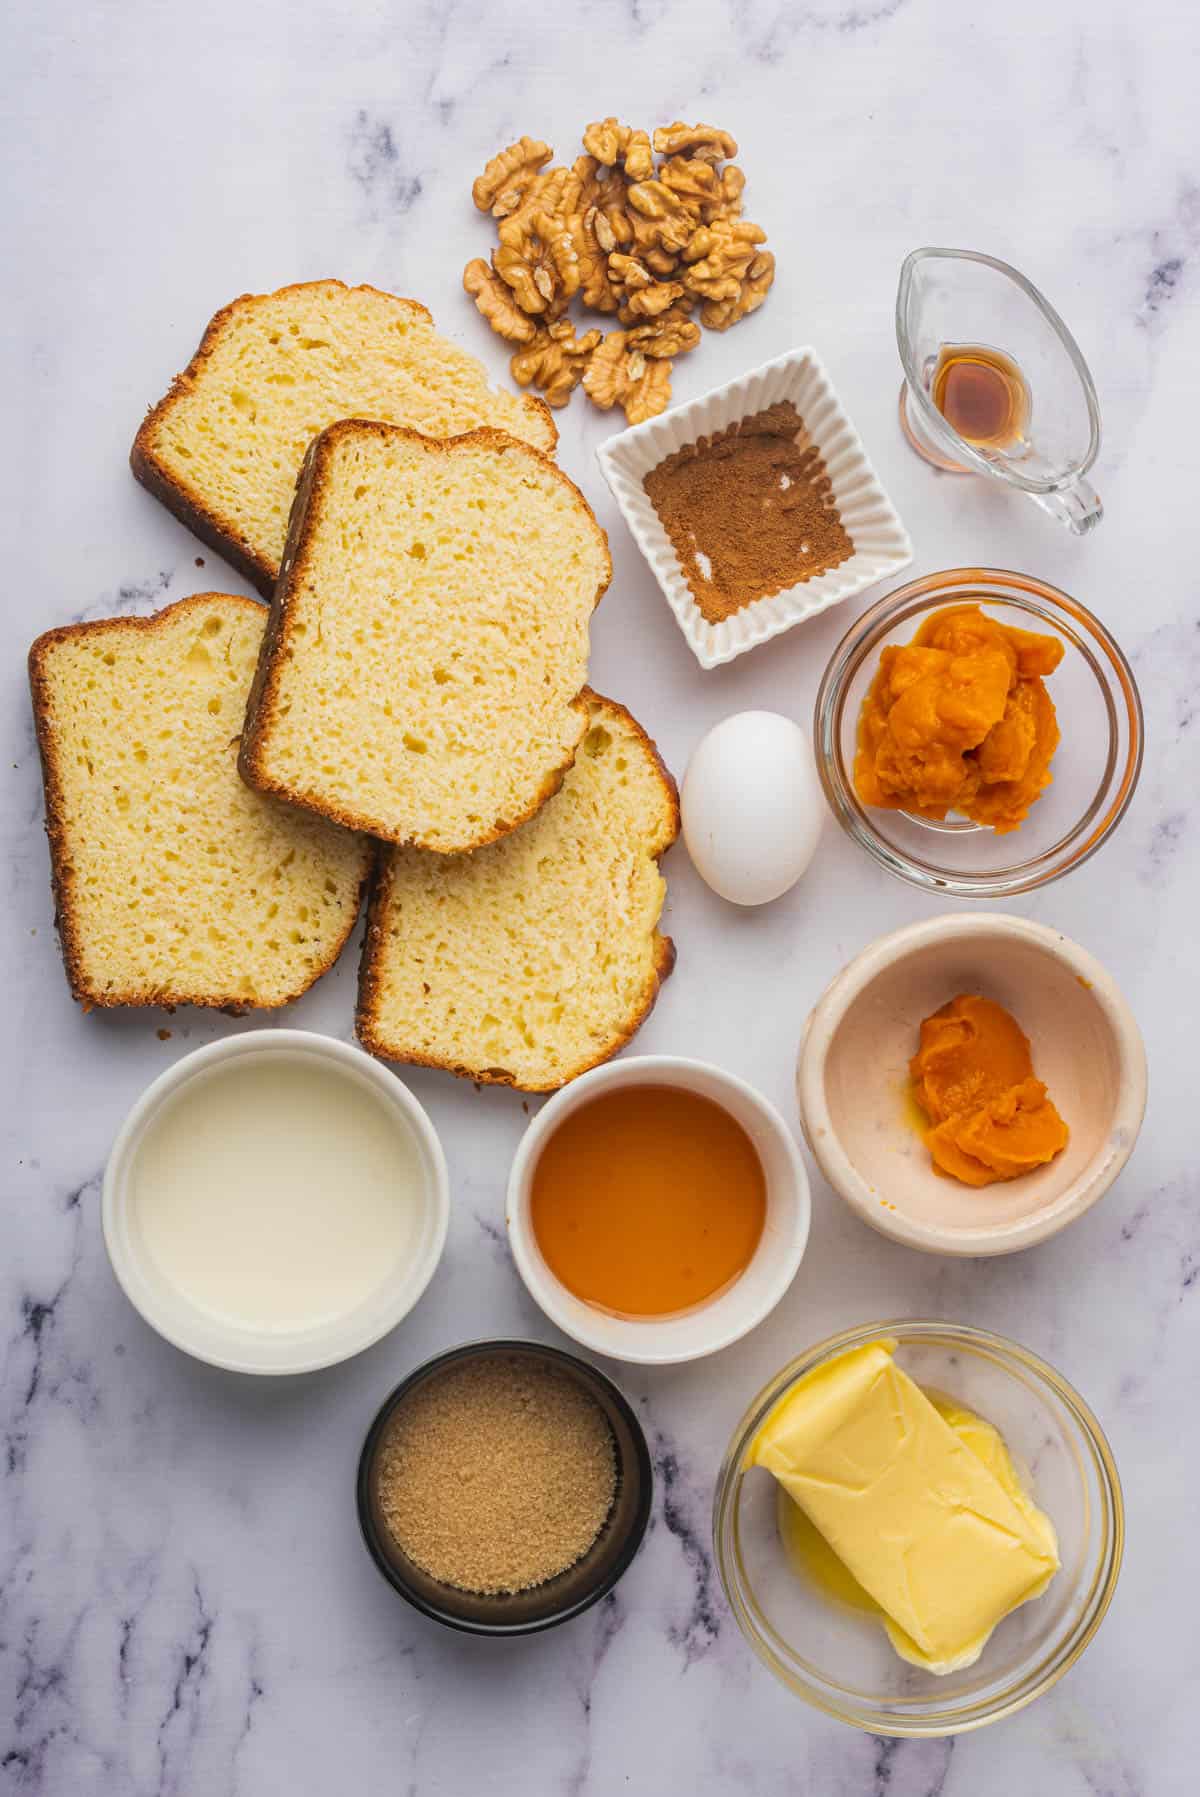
[896,248,1103,535]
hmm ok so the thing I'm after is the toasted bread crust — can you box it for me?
[130,426,279,597]
[130,279,557,596]
[28,592,373,1012]
[354,689,680,1092]
[238,419,613,852]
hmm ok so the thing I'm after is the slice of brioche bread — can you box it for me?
[239,420,612,853]
[356,691,678,1092]
[29,594,372,1010]
[131,280,557,595]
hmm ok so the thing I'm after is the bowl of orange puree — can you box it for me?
[796,914,1146,1256]
[814,569,1142,899]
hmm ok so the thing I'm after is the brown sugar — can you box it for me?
[375,1354,617,1594]
[642,400,854,623]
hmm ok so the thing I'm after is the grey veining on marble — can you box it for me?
[3,0,1198,1791]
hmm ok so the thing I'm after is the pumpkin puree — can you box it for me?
[855,606,1064,833]
[911,994,1069,1187]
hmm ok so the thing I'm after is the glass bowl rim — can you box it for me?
[813,567,1144,899]
[356,1336,654,1636]
[712,1318,1125,1737]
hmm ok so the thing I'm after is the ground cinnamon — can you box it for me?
[642,401,854,624]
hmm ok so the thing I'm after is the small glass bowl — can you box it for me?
[713,1321,1123,1736]
[814,569,1143,898]
[357,1339,653,1636]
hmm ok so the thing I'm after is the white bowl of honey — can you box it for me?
[506,1056,811,1365]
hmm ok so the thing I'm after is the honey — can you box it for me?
[530,1085,766,1318]
[931,344,1029,449]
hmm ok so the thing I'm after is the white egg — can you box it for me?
[681,711,825,906]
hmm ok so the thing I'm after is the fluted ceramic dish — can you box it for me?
[596,347,913,669]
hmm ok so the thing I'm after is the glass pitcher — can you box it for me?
[896,248,1103,535]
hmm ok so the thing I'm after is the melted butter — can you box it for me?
[900,1077,931,1143]
[777,1482,881,1614]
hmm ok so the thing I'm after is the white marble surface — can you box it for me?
[3,1,1198,1791]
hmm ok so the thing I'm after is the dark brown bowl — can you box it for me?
[356,1338,653,1635]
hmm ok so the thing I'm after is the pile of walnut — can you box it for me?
[463,120,775,426]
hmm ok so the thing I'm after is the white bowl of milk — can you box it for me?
[103,1030,450,1373]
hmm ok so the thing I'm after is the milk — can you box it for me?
[129,1054,424,1331]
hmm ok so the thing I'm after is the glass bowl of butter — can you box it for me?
[713,1321,1123,1735]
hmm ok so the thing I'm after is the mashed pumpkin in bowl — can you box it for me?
[911,994,1069,1188]
[854,605,1064,833]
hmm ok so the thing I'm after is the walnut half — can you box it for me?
[510,321,603,408]
[472,136,553,217]
[625,179,699,253]
[582,330,673,425]
[700,249,776,330]
[582,118,654,182]
[652,121,739,163]
[625,308,701,359]
[494,206,580,316]
[681,219,772,317]
[620,279,686,321]
[462,258,537,343]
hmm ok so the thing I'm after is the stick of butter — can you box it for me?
[748,1339,1060,1674]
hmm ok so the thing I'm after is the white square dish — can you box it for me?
[596,346,913,669]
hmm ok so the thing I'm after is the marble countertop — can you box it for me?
[3,1,1198,1791]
